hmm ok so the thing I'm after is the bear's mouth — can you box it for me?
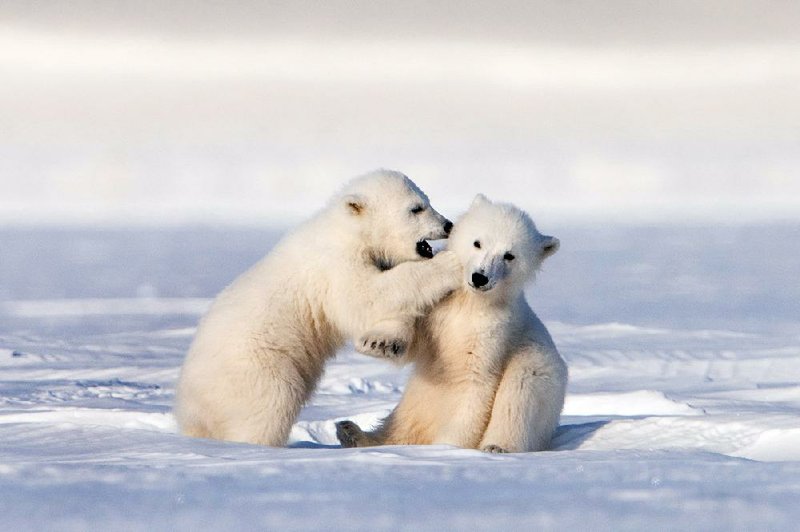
[469,283,493,292]
[416,240,434,259]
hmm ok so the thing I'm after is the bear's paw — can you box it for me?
[336,420,365,448]
[356,334,408,359]
[481,444,509,454]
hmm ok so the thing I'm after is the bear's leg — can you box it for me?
[217,357,313,447]
[175,399,215,440]
[479,351,566,453]
[431,382,498,449]
[353,250,462,358]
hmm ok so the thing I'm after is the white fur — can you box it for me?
[174,169,462,446]
[336,195,567,452]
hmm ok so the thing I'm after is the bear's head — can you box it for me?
[449,194,559,300]
[338,169,452,265]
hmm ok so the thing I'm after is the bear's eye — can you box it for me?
[410,205,425,214]
[504,252,515,261]
[473,240,481,249]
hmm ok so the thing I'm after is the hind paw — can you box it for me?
[336,420,365,448]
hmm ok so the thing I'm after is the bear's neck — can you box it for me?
[367,248,395,271]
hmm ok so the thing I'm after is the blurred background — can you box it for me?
[1,0,799,226]
[1,1,799,333]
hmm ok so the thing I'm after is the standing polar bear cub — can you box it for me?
[337,195,567,453]
[175,170,462,446]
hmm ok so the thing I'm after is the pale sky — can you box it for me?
[1,1,799,225]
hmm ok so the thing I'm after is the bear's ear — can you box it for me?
[540,236,560,260]
[343,194,366,215]
[470,194,491,209]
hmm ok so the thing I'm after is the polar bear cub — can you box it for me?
[336,195,567,453]
[175,170,463,446]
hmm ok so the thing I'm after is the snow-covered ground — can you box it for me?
[1,225,799,530]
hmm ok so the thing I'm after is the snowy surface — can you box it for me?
[1,225,799,530]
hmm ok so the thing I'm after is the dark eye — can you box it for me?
[504,252,515,261]
[410,205,425,214]
[473,240,481,249]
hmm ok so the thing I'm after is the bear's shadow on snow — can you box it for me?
[286,421,610,452]
[288,441,341,450]
[550,420,611,451]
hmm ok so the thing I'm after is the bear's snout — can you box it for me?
[443,221,453,235]
[471,272,489,288]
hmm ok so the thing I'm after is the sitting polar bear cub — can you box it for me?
[175,170,463,446]
[336,195,568,453]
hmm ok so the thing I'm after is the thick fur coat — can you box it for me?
[337,195,568,452]
[175,170,462,446]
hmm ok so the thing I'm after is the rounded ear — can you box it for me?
[470,193,491,209]
[541,236,560,259]
[343,194,366,215]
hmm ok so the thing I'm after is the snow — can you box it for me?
[1,225,799,530]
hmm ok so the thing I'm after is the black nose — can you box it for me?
[443,220,453,235]
[471,272,489,288]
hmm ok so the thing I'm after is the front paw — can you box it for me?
[336,420,364,448]
[356,334,407,359]
[481,444,509,454]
